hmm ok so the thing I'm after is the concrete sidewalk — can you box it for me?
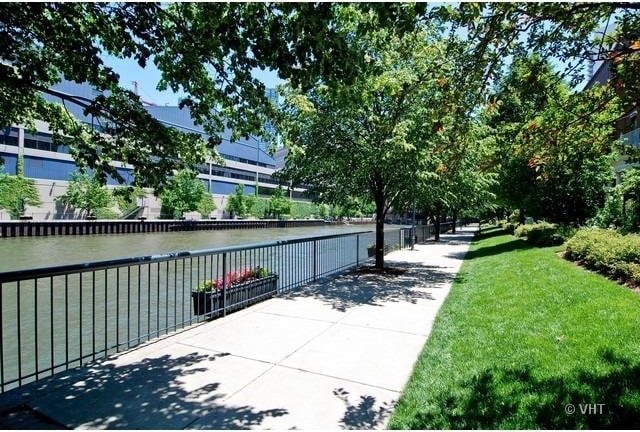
[0,226,476,430]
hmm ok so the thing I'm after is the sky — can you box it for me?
[102,54,284,107]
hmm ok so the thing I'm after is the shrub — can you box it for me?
[498,220,517,234]
[94,207,121,219]
[565,228,640,285]
[290,200,321,219]
[514,222,564,246]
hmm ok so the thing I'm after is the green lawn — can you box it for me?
[388,230,640,429]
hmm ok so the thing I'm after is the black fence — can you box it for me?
[0,222,462,393]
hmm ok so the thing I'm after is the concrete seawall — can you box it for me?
[0,218,374,238]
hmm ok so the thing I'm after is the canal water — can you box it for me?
[0,223,382,272]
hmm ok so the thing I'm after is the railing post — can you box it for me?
[313,239,317,281]
[222,252,227,317]
[356,234,360,267]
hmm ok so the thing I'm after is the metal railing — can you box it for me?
[0,222,465,393]
[0,226,415,393]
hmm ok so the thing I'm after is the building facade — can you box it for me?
[0,80,306,220]
[583,54,640,182]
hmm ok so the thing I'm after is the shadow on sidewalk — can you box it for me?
[424,232,476,244]
[334,388,394,429]
[2,352,287,429]
[288,261,455,312]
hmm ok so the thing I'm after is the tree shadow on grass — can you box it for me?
[285,261,455,312]
[1,351,287,429]
[460,238,534,261]
[475,228,509,241]
[402,349,640,429]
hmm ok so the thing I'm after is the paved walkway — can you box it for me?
[0,226,476,429]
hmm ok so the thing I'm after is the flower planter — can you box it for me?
[192,274,278,316]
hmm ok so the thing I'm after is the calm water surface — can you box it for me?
[0,224,381,272]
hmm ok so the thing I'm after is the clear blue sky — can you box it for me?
[102,54,284,106]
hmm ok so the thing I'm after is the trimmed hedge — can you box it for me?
[565,228,640,285]
[514,222,563,246]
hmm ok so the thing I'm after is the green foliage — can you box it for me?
[443,3,640,107]
[390,233,640,429]
[565,228,640,285]
[160,169,215,218]
[497,220,517,234]
[590,168,640,233]
[0,168,42,219]
[487,55,619,224]
[513,222,566,246]
[1,3,426,190]
[289,201,317,219]
[275,18,490,267]
[59,171,112,218]
[317,203,330,219]
[247,196,268,218]
[93,206,120,220]
[266,186,291,219]
[226,184,253,218]
[112,186,147,216]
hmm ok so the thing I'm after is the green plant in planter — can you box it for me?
[252,267,270,278]
[194,266,272,292]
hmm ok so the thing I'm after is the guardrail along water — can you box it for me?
[0,222,457,393]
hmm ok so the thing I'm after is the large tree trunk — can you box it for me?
[519,207,525,225]
[374,192,385,269]
[433,212,441,242]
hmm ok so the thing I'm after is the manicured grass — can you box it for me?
[388,233,640,429]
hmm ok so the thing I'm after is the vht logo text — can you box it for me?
[580,403,605,415]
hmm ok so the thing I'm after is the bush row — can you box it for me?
[565,228,640,285]
[513,222,566,246]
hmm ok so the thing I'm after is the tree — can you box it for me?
[520,88,618,224]
[266,186,291,219]
[414,118,497,238]
[276,16,473,268]
[225,184,255,218]
[160,169,214,218]
[59,171,113,218]
[486,55,565,223]
[0,3,426,190]
[0,155,42,218]
[486,55,619,224]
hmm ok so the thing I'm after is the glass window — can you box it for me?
[0,127,19,146]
